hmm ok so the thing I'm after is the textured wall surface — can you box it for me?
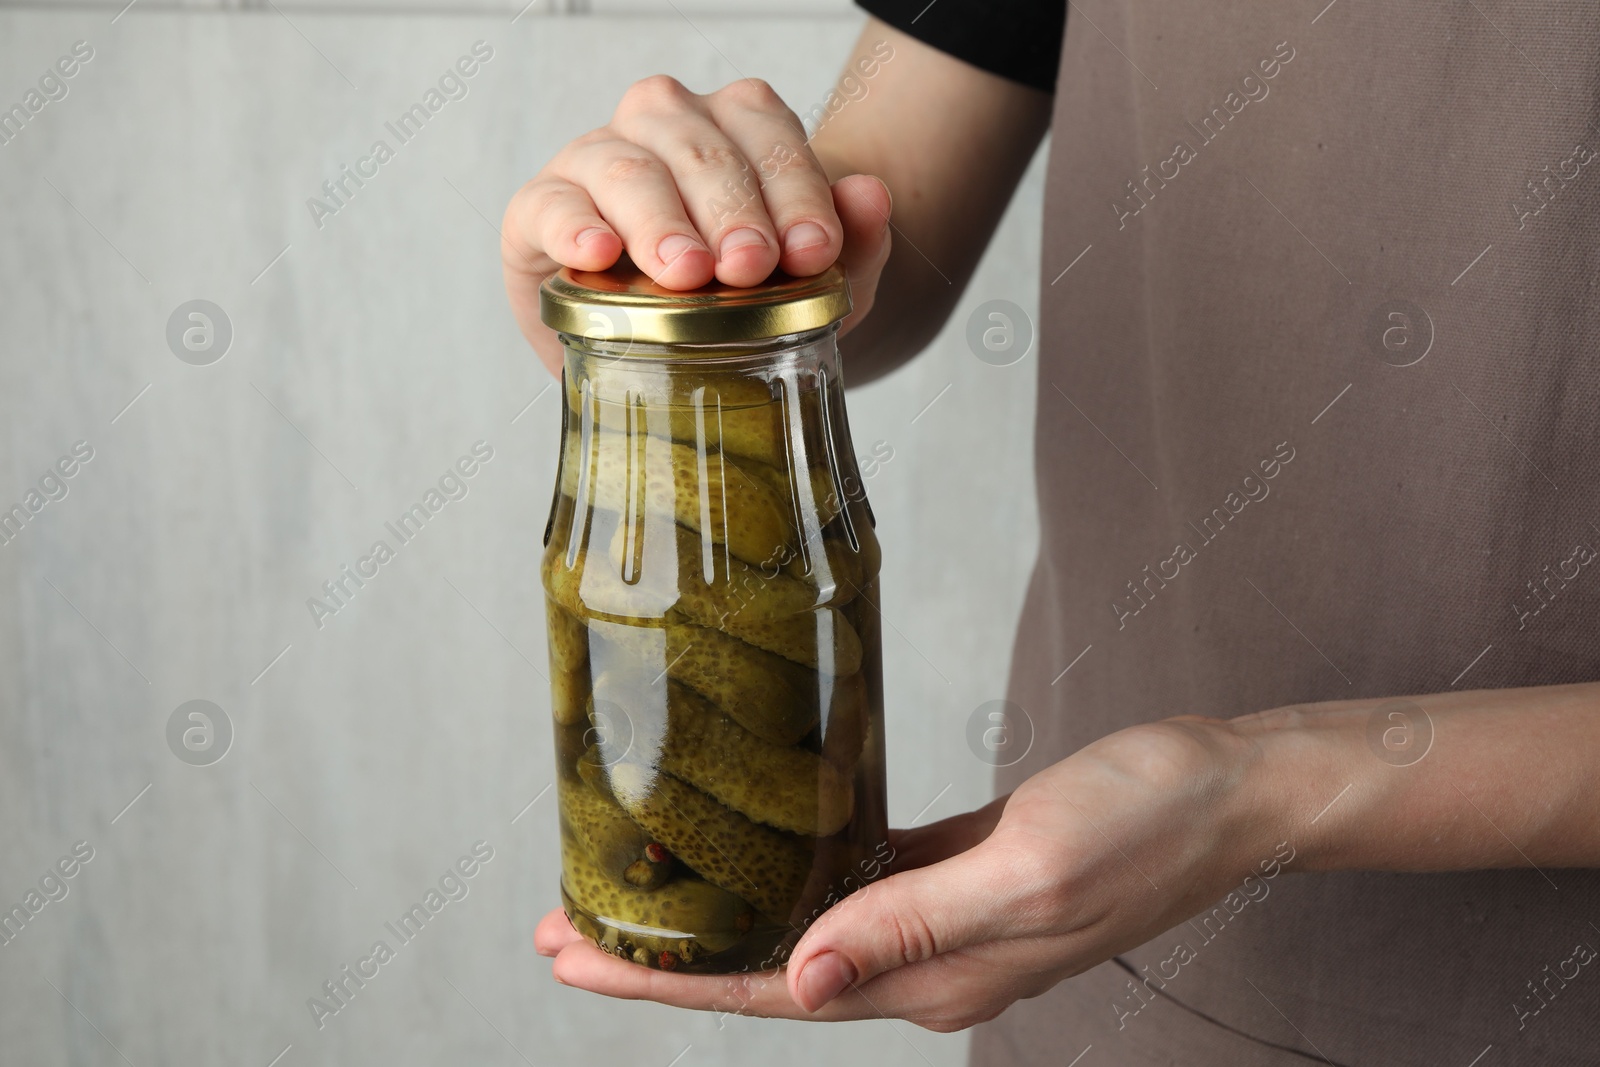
[0,7,1042,1065]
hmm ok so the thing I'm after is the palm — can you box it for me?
[536,720,1258,1030]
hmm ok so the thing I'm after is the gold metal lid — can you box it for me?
[539,255,852,348]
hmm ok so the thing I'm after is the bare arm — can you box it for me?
[1235,681,1600,873]
[811,19,1053,383]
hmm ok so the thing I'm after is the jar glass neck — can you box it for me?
[561,324,839,383]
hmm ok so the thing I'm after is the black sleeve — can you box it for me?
[854,0,1064,94]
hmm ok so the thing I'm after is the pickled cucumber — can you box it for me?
[550,665,589,726]
[580,618,817,745]
[567,364,788,469]
[783,529,869,598]
[664,624,818,745]
[821,672,870,770]
[546,600,592,725]
[741,457,844,528]
[559,776,673,890]
[705,607,862,675]
[715,414,789,470]
[607,522,820,622]
[545,545,664,625]
[546,600,588,672]
[587,518,863,671]
[589,753,812,921]
[659,681,853,836]
[559,430,794,568]
[562,835,753,954]
[840,577,883,678]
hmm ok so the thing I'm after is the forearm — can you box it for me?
[1231,682,1600,874]
[808,20,1052,384]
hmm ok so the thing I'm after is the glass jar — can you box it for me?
[539,259,888,974]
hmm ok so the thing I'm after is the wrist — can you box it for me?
[1222,704,1382,875]
[1157,716,1308,883]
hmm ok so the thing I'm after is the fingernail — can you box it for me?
[719,227,768,260]
[575,226,610,248]
[657,233,705,267]
[783,221,829,256]
[796,951,856,1012]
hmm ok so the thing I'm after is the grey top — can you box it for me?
[972,3,1600,1064]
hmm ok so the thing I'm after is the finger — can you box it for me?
[612,85,780,287]
[786,836,1036,1013]
[553,136,716,290]
[828,174,893,339]
[501,179,622,377]
[829,936,1073,1031]
[504,177,624,274]
[549,937,883,1020]
[534,908,584,958]
[552,908,1062,1031]
[704,81,842,277]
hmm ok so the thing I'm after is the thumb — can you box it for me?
[786,838,1018,1013]
[828,173,892,339]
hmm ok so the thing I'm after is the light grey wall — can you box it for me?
[0,6,1042,1065]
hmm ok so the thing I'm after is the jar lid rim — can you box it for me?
[539,255,852,346]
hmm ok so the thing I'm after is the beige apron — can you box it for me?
[972,2,1600,1063]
